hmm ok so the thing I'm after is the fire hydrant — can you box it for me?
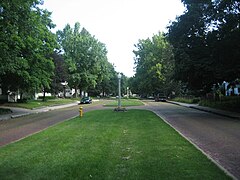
[79,106,83,117]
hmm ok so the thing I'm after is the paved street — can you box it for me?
[143,100,240,179]
[1,100,240,179]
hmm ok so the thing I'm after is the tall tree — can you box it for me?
[132,32,175,96]
[0,0,57,99]
[89,62,118,97]
[50,51,69,96]
[57,22,111,97]
[167,0,240,93]
[168,1,212,92]
[207,0,240,82]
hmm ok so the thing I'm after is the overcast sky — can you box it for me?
[42,0,185,77]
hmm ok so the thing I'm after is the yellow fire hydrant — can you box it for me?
[79,106,83,117]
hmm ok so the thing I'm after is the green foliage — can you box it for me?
[168,0,240,92]
[91,63,118,97]
[131,32,177,96]
[0,110,230,179]
[0,108,12,115]
[199,96,240,113]
[37,96,56,100]
[172,97,200,104]
[50,51,69,95]
[0,0,58,96]
[57,23,112,95]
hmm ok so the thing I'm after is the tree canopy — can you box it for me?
[57,22,118,96]
[131,32,176,97]
[50,51,69,95]
[167,0,240,93]
[0,0,57,98]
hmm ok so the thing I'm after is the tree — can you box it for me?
[91,62,118,97]
[207,0,240,82]
[50,51,69,96]
[132,32,175,97]
[167,0,240,93]
[57,22,110,97]
[0,0,57,100]
[168,1,212,92]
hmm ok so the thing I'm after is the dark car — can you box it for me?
[155,93,167,102]
[80,97,92,104]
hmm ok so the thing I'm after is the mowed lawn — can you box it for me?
[104,98,144,107]
[3,98,77,109]
[0,110,230,179]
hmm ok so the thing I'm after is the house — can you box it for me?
[222,80,240,96]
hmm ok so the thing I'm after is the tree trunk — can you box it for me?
[42,88,46,102]
[80,89,83,98]
[102,86,105,97]
[63,86,66,98]
[20,92,23,100]
[74,86,77,98]
[0,86,8,102]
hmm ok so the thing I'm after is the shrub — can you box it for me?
[0,108,12,115]
[199,96,240,113]
[172,97,200,104]
[17,98,28,103]
[38,96,56,100]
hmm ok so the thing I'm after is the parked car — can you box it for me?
[155,93,167,102]
[80,97,92,104]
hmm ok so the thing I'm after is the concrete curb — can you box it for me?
[11,113,31,119]
[189,106,240,120]
[0,102,79,121]
[167,101,240,120]
[152,111,237,180]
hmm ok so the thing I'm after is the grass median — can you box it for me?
[104,98,144,107]
[0,110,230,179]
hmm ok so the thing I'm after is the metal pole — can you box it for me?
[118,77,121,109]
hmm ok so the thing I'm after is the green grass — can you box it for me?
[0,108,12,115]
[0,110,230,179]
[104,98,144,107]
[4,98,77,109]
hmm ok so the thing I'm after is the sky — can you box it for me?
[42,0,185,77]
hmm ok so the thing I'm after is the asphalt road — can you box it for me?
[143,100,240,180]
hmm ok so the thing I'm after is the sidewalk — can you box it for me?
[168,101,240,120]
[0,102,79,121]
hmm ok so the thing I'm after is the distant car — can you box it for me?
[155,94,167,102]
[148,96,154,99]
[80,97,92,104]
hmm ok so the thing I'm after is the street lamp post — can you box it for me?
[117,73,122,109]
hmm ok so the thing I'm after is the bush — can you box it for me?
[17,98,28,103]
[172,97,200,104]
[0,108,12,115]
[192,98,201,103]
[38,96,56,100]
[199,96,240,113]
